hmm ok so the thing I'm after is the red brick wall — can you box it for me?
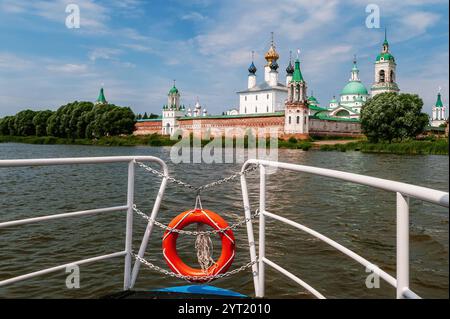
[134,121,161,135]
[133,116,362,138]
[178,116,284,137]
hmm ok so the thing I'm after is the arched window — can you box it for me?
[390,70,395,82]
[296,116,300,124]
[379,70,385,83]
[245,107,247,113]
[245,96,247,101]
[256,95,258,101]
[266,106,269,112]
[289,116,291,124]
[267,94,269,99]
[255,106,258,113]
[336,110,350,117]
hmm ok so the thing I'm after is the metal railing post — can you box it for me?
[123,160,135,290]
[240,171,260,296]
[257,164,266,298]
[130,173,169,288]
[396,192,409,299]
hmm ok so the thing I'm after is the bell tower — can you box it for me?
[371,29,400,97]
[284,50,309,137]
[162,80,185,136]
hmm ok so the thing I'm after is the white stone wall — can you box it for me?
[284,108,308,134]
[239,90,287,114]
[162,109,184,135]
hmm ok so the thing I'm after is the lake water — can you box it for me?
[0,143,448,298]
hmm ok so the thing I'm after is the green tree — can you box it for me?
[0,116,16,135]
[32,110,54,136]
[360,93,429,143]
[14,110,36,136]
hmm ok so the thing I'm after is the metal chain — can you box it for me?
[135,161,259,194]
[133,205,259,236]
[133,253,257,281]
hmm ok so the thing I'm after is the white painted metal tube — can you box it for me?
[123,160,135,290]
[0,205,129,229]
[258,165,266,298]
[0,251,126,287]
[263,257,326,299]
[0,156,168,168]
[242,160,449,207]
[130,170,169,288]
[263,210,398,287]
[403,288,421,299]
[396,193,410,299]
[240,171,260,295]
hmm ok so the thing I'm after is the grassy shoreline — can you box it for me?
[319,139,448,155]
[1,135,447,155]
[0,134,313,150]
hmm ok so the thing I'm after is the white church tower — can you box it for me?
[371,29,400,97]
[237,33,288,115]
[284,51,309,137]
[431,88,447,127]
[162,81,185,135]
[285,51,294,86]
[247,51,257,90]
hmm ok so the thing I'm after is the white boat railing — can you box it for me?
[240,159,449,299]
[1,156,448,299]
[0,156,168,290]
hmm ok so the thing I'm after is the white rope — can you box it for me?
[195,223,216,273]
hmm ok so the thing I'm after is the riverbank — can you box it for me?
[0,135,313,150]
[1,135,447,155]
[0,135,177,147]
[319,139,448,155]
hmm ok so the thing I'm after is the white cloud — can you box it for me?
[0,53,34,70]
[0,0,110,32]
[88,48,122,62]
[181,11,207,21]
[398,12,440,39]
[46,63,88,73]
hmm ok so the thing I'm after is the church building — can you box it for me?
[370,30,400,97]
[431,89,447,127]
[134,32,411,139]
[236,35,289,115]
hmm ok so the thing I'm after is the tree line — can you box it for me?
[0,101,136,138]
[135,112,159,120]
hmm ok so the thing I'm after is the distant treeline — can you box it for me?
[0,101,136,138]
[136,112,159,120]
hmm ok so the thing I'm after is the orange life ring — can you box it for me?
[162,208,235,282]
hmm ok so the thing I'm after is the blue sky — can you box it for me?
[0,0,448,117]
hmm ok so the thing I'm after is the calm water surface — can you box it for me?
[0,143,448,298]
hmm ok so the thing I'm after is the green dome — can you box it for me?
[168,85,179,94]
[376,52,395,62]
[308,96,317,102]
[341,81,368,96]
[329,98,338,104]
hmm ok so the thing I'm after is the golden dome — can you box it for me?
[264,32,279,65]
[265,45,279,65]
